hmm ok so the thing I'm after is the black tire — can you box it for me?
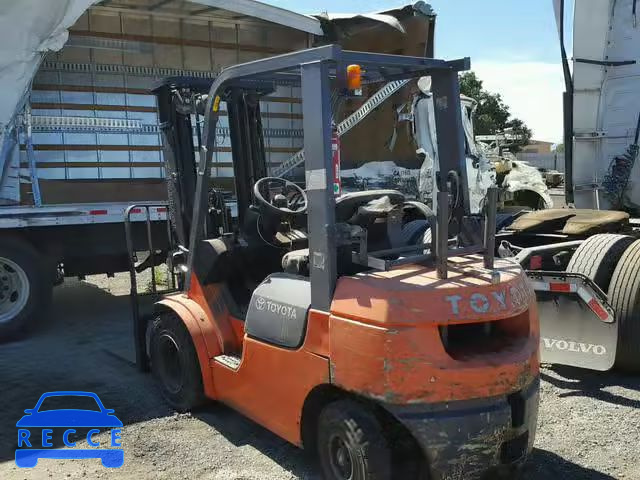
[150,310,205,411]
[607,239,640,371]
[0,236,52,342]
[317,400,392,480]
[492,464,524,480]
[566,234,635,291]
[400,220,429,246]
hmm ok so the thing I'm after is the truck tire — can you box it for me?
[0,236,51,341]
[607,239,640,371]
[150,310,205,411]
[317,400,392,480]
[566,234,635,291]
[400,220,429,246]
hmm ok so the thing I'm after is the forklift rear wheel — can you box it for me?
[0,236,51,342]
[317,400,392,480]
[150,311,205,411]
[607,239,640,371]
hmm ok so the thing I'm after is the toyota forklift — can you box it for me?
[132,45,540,480]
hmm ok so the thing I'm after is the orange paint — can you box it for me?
[229,315,245,345]
[304,309,331,357]
[212,336,329,446]
[329,259,540,403]
[188,277,238,353]
[331,257,533,326]
[158,255,539,446]
[329,309,538,404]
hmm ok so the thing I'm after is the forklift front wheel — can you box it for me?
[150,311,205,411]
[317,400,392,480]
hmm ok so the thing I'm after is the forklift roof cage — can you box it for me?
[186,44,481,311]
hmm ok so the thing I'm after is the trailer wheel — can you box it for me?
[566,234,635,291]
[400,220,429,246]
[607,239,640,371]
[317,400,392,480]
[0,237,51,341]
[150,311,205,411]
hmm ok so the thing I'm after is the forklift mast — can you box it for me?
[154,78,273,244]
[154,78,209,247]
[226,87,272,227]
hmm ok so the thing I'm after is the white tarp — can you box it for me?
[0,0,98,131]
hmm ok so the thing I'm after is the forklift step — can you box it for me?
[214,354,241,370]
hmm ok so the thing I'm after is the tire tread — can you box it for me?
[566,234,635,291]
[0,236,51,341]
[317,400,392,480]
[608,239,640,371]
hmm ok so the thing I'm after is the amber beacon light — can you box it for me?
[346,64,362,92]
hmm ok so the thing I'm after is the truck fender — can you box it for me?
[155,295,221,399]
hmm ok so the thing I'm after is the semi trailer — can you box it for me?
[495,0,640,371]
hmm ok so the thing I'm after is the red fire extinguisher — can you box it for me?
[332,125,341,196]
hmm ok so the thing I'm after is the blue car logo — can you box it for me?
[16,391,123,468]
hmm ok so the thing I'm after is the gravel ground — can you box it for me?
[1,273,639,479]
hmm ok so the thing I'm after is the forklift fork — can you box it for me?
[124,203,180,371]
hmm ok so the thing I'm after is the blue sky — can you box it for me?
[265,0,567,142]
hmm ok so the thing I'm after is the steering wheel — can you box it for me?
[253,177,308,216]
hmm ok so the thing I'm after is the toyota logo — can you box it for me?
[256,296,266,311]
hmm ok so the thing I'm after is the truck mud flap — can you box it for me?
[528,271,617,371]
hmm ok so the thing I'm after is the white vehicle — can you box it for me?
[414,91,552,213]
[337,90,552,215]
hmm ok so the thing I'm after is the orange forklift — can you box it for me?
[130,45,540,479]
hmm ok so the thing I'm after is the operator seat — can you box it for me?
[335,189,405,223]
[282,190,405,276]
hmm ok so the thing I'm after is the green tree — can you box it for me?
[504,118,532,152]
[459,71,531,152]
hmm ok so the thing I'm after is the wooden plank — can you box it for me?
[215,146,299,153]
[26,145,163,152]
[31,103,157,113]
[20,161,164,168]
[23,145,299,154]
[32,84,301,104]
[22,179,169,204]
[70,29,288,55]
[33,84,150,95]
[31,102,302,118]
